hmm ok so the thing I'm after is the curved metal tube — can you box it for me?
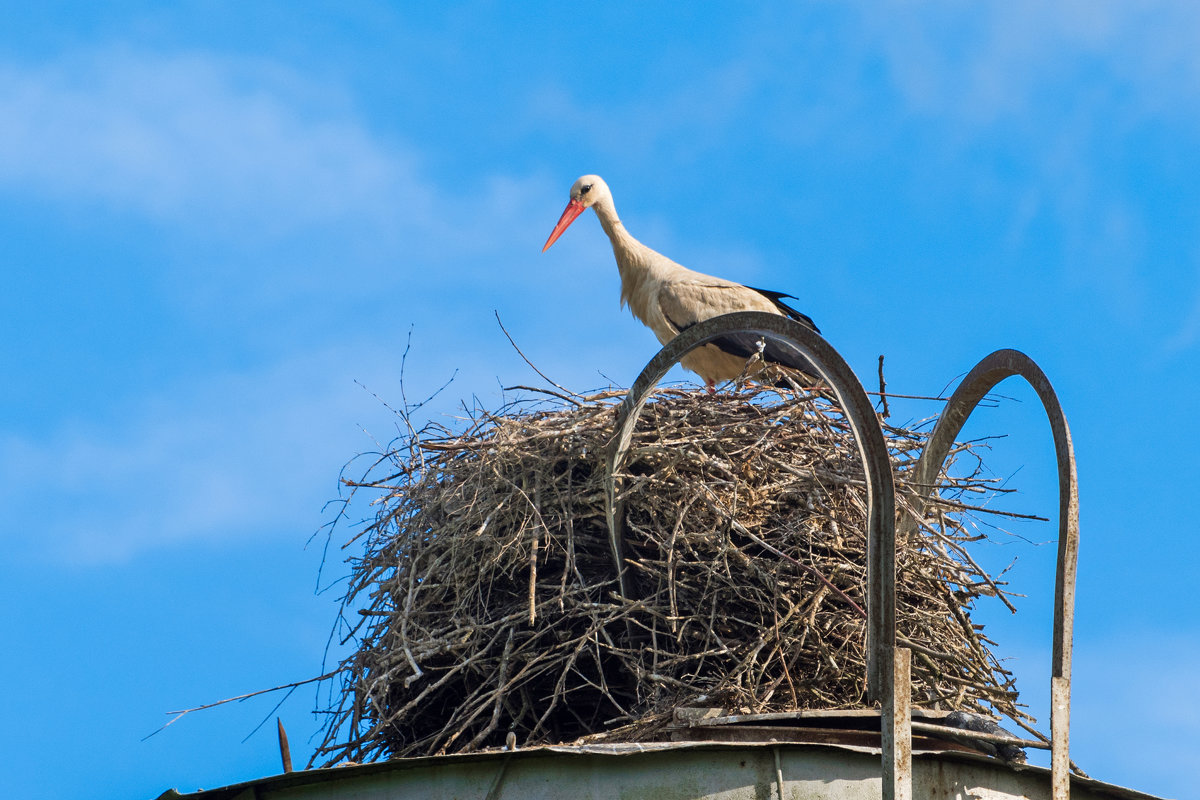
[603,311,897,700]
[900,348,1078,799]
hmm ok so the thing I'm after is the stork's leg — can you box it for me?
[705,380,717,395]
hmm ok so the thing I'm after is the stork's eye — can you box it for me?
[580,184,593,195]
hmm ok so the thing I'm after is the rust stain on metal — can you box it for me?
[1052,676,1071,800]
[883,647,912,800]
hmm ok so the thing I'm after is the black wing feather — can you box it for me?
[745,286,820,334]
[663,313,821,383]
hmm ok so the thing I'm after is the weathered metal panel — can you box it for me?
[168,743,1166,800]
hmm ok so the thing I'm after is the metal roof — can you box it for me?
[154,739,1168,800]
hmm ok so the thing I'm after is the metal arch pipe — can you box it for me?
[603,311,913,798]
[899,348,1078,800]
[602,311,897,701]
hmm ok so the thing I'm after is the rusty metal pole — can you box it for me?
[604,311,908,799]
[899,349,1078,800]
[883,647,912,800]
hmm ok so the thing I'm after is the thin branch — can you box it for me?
[144,672,338,741]
[494,310,585,404]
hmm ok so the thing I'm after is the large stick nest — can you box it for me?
[313,385,1028,765]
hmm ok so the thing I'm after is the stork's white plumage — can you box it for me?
[542,174,821,391]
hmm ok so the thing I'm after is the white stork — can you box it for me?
[542,174,821,392]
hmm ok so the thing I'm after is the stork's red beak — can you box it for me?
[541,199,586,252]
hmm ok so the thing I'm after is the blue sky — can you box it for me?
[2,3,1197,798]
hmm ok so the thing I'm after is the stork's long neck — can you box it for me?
[590,196,629,249]
[590,197,661,316]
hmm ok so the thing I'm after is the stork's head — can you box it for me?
[542,174,611,252]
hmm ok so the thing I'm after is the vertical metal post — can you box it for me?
[883,647,912,800]
[1052,677,1071,799]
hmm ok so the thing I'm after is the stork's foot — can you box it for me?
[705,380,717,395]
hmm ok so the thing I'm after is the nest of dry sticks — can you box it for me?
[312,384,1031,765]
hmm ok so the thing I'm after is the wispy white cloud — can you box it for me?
[0,47,429,237]
[0,347,383,564]
[0,325,652,566]
[0,337,533,566]
[862,0,1200,125]
[852,1,1200,344]
[0,46,555,268]
[0,44,701,568]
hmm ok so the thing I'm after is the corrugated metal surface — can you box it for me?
[156,740,1168,800]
